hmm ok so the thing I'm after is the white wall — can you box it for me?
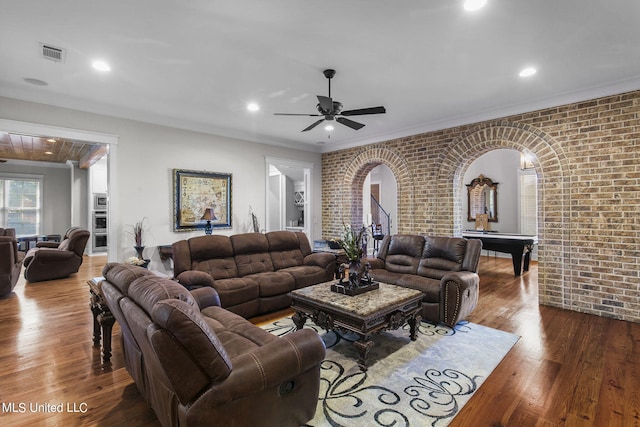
[0,96,323,274]
[463,149,520,233]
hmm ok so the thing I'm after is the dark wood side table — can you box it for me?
[88,276,115,364]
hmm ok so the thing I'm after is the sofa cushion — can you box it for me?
[395,275,440,303]
[279,265,330,289]
[383,235,424,275]
[187,235,239,279]
[102,263,156,295]
[418,236,467,278]
[151,299,232,382]
[232,233,275,276]
[128,275,197,315]
[245,271,296,297]
[266,231,305,270]
[212,277,260,307]
[201,305,277,359]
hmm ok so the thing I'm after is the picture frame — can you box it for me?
[172,169,232,232]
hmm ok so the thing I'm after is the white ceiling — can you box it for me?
[1,0,639,153]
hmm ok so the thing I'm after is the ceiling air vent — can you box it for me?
[40,43,66,63]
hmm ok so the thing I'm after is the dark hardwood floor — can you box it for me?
[0,255,638,426]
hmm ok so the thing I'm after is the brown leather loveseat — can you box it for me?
[172,231,336,318]
[101,263,325,427]
[368,234,482,327]
[0,228,24,297]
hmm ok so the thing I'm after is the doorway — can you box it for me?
[265,157,313,241]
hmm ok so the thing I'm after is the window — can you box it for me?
[0,174,43,235]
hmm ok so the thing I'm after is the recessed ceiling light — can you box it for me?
[46,138,56,143]
[92,60,111,72]
[44,151,54,155]
[519,67,537,77]
[247,102,260,112]
[324,125,334,131]
[464,0,487,11]
[24,77,48,86]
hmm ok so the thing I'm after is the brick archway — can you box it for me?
[336,146,415,234]
[437,120,571,308]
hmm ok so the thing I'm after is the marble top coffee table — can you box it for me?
[289,281,423,371]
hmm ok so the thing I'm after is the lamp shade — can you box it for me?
[201,208,217,221]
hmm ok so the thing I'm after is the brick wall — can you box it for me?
[322,90,640,322]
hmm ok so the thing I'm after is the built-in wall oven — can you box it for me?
[91,194,108,253]
[93,233,108,252]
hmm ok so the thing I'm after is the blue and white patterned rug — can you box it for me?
[262,317,519,427]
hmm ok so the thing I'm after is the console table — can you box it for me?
[462,231,538,276]
[88,276,115,363]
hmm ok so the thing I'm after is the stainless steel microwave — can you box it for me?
[93,193,108,210]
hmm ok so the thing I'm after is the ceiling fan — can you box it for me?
[274,69,386,132]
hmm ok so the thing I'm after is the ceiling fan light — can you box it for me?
[324,125,334,131]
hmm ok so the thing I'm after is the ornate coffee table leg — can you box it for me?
[89,297,101,346]
[292,311,307,330]
[354,338,374,371]
[97,311,115,363]
[408,314,421,341]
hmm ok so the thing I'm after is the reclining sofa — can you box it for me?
[172,231,336,318]
[368,234,482,327]
[0,228,24,297]
[101,263,325,427]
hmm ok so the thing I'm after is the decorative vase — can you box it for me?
[348,259,363,287]
[134,246,145,260]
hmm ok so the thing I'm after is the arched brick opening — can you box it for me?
[338,146,415,234]
[437,120,571,308]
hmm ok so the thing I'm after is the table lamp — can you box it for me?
[201,208,216,235]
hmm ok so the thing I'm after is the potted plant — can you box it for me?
[338,223,370,286]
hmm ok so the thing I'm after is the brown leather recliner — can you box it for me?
[23,227,90,282]
[35,226,79,249]
[0,229,25,297]
[101,263,325,427]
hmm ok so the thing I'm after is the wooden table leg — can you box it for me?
[354,338,374,372]
[292,311,307,330]
[97,310,115,363]
[89,296,102,346]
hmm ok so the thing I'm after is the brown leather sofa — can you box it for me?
[173,231,336,318]
[23,227,90,282]
[0,228,25,297]
[101,263,325,427]
[368,234,482,327]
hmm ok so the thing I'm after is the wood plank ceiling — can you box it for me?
[0,132,107,168]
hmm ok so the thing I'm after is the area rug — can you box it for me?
[262,317,519,427]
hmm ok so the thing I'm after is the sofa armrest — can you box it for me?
[303,252,334,268]
[190,286,221,309]
[207,328,326,403]
[36,241,60,249]
[365,258,385,270]
[440,271,480,327]
[176,270,215,290]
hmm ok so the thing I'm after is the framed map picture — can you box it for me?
[173,169,232,231]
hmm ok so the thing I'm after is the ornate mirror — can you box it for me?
[467,174,498,222]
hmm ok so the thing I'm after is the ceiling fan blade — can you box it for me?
[317,95,333,113]
[336,117,365,130]
[340,106,386,116]
[274,113,322,116]
[302,119,325,132]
